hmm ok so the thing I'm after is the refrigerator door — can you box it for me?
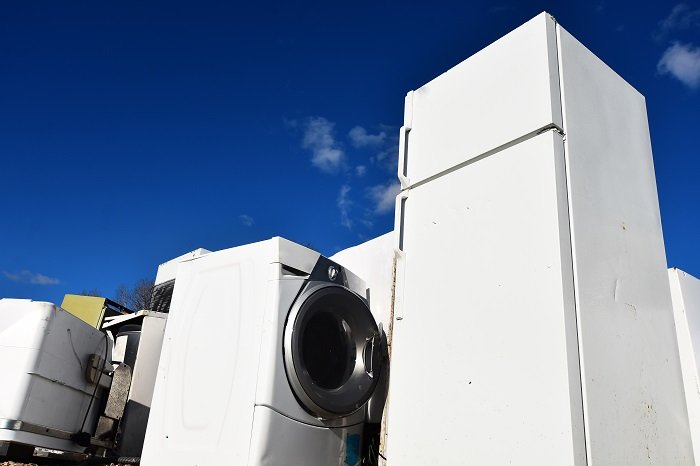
[400,12,562,188]
[387,132,585,465]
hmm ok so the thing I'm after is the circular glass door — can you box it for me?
[284,283,383,419]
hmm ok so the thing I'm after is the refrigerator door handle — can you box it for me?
[394,191,409,254]
[393,191,408,321]
[398,126,411,189]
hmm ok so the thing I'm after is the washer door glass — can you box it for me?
[285,284,382,419]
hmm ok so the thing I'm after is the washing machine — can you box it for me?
[141,237,387,466]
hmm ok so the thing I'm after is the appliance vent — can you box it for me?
[151,279,175,313]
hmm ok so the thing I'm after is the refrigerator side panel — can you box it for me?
[669,269,700,465]
[558,26,693,464]
[386,132,584,465]
[404,12,562,186]
[674,270,700,372]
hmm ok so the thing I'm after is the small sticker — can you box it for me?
[344,433,360,466]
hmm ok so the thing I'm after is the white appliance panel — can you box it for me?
[669,268,700,465]
[247,406,362,466]
[558,27,693,465]
[0,300,110,453]
[387,132,584,465]
[142,247,269,464]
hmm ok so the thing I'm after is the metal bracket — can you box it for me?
[0,418,113,449]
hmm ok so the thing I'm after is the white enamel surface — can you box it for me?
[403,12,561,186]
[154,248,211,285]
[387,12,692,464]
[142,238,369,465]
[558,27,692,465]
[128,314,167,407]
[143,242,271,465]
[248,406,363,466]
[0,299,109,452]
[387,132,584,465]
[669,268,700,465]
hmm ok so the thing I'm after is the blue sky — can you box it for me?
[1,1,698,304]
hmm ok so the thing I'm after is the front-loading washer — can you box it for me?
[142,237,387,466]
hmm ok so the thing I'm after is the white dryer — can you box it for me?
[142,237,386,466]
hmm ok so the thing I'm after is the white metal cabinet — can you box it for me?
[387,11,693,465]
[0,299,110,453]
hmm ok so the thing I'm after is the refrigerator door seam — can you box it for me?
[405,123,564,192]
[555,19,591,466]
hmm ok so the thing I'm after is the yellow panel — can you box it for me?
[61,294,107,328]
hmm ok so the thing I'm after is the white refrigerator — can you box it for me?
[386,12,692,465]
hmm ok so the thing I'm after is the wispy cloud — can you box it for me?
[348,126,387,148]
[355,165,367,176]
[658,42,700,88]
[349,125,398,173]
[367,182,401,215]
[302,117,345,174]
[657,4,700,39]
[239,214,254,227]
[3,270,60,285]
[337,185,353,229]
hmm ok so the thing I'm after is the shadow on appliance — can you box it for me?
[142,237,388,466]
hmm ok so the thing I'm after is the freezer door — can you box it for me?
[387,132,585,465]
[401,12,562,187]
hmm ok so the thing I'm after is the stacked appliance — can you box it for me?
[0,299,112,458]
[101,310,168,457]
[142,237,387,465]
[385,12,692,465]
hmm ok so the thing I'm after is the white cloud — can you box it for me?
[3,270,60,285]
[302,117,345,173]
[355,165,367,176]
[348,126,387,148]
[373,144,399,171]
[658,4,700,38]
[658,42,700,88]
[337,184,353,229]
[367,182,401,215]
[239,214,254,227]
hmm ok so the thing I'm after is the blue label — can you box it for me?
[344,433,360,466]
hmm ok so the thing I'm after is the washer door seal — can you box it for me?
[284,283,382,419]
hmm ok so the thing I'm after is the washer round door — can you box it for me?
[284,283,383,419]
